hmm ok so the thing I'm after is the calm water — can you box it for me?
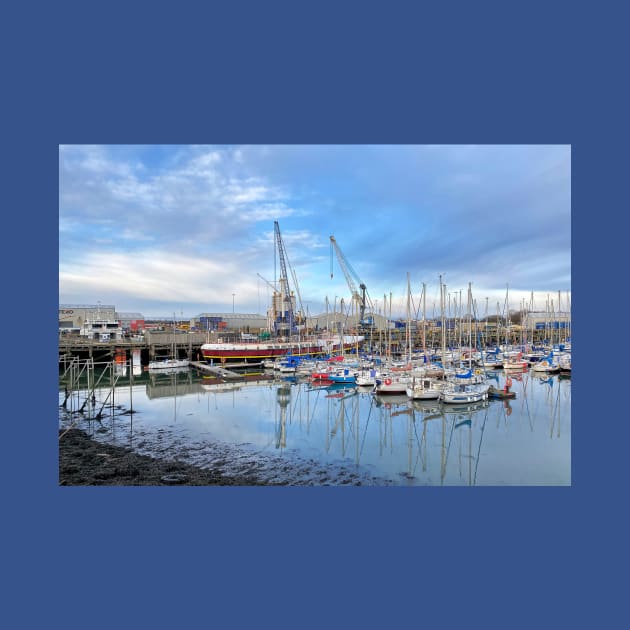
[59,366,571,486]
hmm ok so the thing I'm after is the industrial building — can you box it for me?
[117,312,145,332]
[59,305,145,337]
[521,311,571,332]
[59,304,117,331]
[194,313,269,332]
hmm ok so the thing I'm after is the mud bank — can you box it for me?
[59,428,273,486]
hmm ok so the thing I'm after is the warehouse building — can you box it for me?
[117,312,145,332]
[59,304,117,332]
[522,311,571,331]
[194,313,269,332]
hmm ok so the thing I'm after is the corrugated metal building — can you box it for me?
[59,304,117,330]
[522,311,571,330]
[194,313,269,331]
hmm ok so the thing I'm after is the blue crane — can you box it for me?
[329,235,373,326]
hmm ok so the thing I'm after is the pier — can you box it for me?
[188,361,243,379]
[59,324,566,369]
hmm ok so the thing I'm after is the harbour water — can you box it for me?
[59,366,571,486]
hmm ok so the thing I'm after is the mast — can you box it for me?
[504,283,510,349]
[467,282,472,370]
[388,292,392,362]
[422,282,427,361]
[407,272,411,363]
[440,275,446,368]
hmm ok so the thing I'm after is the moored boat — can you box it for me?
[487,385,516,399]
[200,335,364,364]
[405,376,443,400]
[148,358,190,371]
[502,352,529,371]
[440,368,489,404]
[531,352,560,374]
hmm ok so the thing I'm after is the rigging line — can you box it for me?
[290,382,302,418]
[550,378,562,438]
[444,416,458,470]
[307,387,322,428]
[340,398,357,441]
[358,395,375,459]
[410,411,427,470]
[520,371,534,432]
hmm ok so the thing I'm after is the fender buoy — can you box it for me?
[384,377,392,386]
[475,369,481,375]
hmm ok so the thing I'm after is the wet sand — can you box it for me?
[59,428,273,486]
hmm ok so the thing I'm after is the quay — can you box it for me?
[59,325,565,368]
[188,361,243,379]
[59,331,208,363]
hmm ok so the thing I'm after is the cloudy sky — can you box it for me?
[59,144,571,320]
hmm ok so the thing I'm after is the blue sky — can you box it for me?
[59,145,571,319]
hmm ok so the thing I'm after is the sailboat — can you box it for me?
[531,350,560,374]
[406,375,443,400]
[440,284,489,404]
[148,315,190,371]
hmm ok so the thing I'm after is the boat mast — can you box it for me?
[440,275,446,368]
[407,272,411,363]
[467,282,472,370]
[422,282,427,361]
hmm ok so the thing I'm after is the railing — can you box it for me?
[59,356,127,438]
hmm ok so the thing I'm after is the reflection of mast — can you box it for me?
[276,385,291,449]
[441,416,446,485]
[354,395,360,466]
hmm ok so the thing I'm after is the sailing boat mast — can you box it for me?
[467,282,472,370]
[504,284,510,349]
[440,275,446,368]
[421,282,427,361]
[406,272,412,363]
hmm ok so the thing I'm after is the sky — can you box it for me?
[59,144,571,320]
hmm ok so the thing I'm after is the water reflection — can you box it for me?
[59,367,571,486]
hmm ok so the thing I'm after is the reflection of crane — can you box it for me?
[275,385,291,449]
[329,235,372,325]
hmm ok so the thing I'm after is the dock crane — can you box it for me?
[273,221,303,336]
[329,235,373,326]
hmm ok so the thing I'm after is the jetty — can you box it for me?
[188,361,243,379]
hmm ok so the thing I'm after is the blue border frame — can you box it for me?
[6,0,617,627]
